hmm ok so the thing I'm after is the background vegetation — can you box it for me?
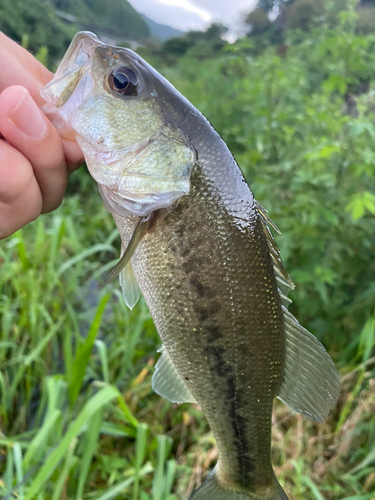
[1,0,375,499]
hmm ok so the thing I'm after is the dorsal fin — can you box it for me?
[256,201,295,292]
[256,201,340,421]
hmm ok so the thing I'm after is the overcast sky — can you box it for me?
[128,0,258,33]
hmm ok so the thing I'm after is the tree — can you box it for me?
[0,0,76,65]
[162,23,227,60]
[286,0,325,31]
[246,8,272,36]
[356,4,375,33]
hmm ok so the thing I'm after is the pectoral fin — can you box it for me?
[277,306,340,422]
[101,212,154,288]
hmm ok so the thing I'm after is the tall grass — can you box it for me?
[0,180,180,499]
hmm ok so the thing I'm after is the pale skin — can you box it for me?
[0,32,83,239]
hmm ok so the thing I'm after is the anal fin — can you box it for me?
[277,306,340,422]
[152,347,197,404]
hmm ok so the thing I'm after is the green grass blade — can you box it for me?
[24,385,118,500]
[5,446,14,493]
[350,444,375,474]
[133,423,148,500]
[152,435,172,500]
[164,460,177,497]
[57,244,115,277]
[76,408,104,500]
[69,293,110,405]
[95,463,153,500]
[301,476,324,500]
[23,409,61,469]
[13,443,24,499]
[51,438,77,500]
[95,339,110,384]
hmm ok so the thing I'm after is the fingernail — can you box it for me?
[9,89,47,139]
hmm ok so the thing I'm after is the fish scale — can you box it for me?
[41,31,340,500]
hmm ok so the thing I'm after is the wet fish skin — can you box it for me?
[112,111,284,492]
[41,32,340,500]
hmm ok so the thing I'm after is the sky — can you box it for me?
[127,0,258,34]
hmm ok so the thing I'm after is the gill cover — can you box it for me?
[41,31,195,217]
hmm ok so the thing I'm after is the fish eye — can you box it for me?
[108,66,138,96]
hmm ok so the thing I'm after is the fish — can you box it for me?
[41,32,340,500]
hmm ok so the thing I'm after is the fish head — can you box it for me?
[41,32,196,216]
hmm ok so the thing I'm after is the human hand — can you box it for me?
[0,32,83,239]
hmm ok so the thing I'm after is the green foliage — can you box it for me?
[0,184,181,498]
[286,0,325,31]
[161,23,227,62]
[0,0,76,65]
[356,4,375,32]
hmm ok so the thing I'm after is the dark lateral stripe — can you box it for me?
[205,344,256,487]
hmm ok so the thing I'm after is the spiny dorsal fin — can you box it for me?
[256,201,294,292]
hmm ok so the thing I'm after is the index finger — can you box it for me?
[0,32,83,166]
[0,32,53,105]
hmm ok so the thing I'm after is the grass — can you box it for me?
[0,171,375,500]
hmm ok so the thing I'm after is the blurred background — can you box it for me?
[1,0,375,499]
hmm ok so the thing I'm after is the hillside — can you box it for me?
[141,13,184,41]
[51,0,151,40]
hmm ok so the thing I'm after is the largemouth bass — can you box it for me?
[41,32,340,500]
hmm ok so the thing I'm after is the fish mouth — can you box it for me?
[41,32,101,109]
[40,32,103,139]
